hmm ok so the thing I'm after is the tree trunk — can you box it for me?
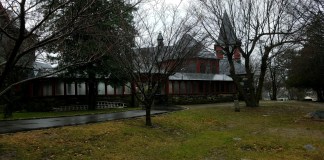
[88,72,97,110]
[256,49,270,103]
[145,104,152,126]
[2,95,13,119]
[131,82,136,107]
[143,94,155,126]
[271,80,277,101]
[227,48,259,108]
[244,94,259,107]
[270,66,277,101]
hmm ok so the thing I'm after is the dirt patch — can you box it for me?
[267,128,324,139]
[240,143,284,152]
[0,150,17,160]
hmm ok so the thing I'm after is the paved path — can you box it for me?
[0,110,168,134]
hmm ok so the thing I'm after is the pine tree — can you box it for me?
[287,12,324,101]
[46,0,136,109]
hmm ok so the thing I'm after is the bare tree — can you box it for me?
[112,0,206,126]
[0,0,99,95]
[264,50,292,100]
[0,0,140,116]
[192,0,306,107]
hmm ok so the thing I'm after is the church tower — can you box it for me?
[214,12,241,62]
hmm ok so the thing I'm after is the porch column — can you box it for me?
[172,81,175,95]
[85,82,88,96]
[40,81,43,97]
[191,81,195,94]
[178,81,181,95]
[105,81,108,96]
[29,82,33,97]
[51,80,56,96]
[184,81,188,95]
[203,81,206,95]
[75,81,78,95]
[63,81,67,96]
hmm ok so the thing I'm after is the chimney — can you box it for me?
[157,32,164,47]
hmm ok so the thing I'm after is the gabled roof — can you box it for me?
[197,48,216,59]
[134,34,209,61]
[164,34,215,59]
[33,61,53,76]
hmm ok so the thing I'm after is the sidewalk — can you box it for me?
[0,110,168,134]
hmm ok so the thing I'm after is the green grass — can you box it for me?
[0,101,323,160]
[0,107,140,120]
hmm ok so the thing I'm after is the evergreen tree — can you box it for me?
[47,0,136,109]
[287,12,324,101]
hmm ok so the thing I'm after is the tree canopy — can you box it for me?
[44,0,137,109]
[287,12,324,101]
[47,0,135,78]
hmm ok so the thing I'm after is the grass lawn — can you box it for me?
[0,107,140,121]
[0,101,323,160]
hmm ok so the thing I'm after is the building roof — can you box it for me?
[169,72,233,81]
[197,48,216,59]
[33,61,53,76]
[136,34,215,61]
[219,59,246,75]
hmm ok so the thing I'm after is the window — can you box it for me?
[116,86,123,95]
[55,81,64,95]
[180,81,186,94]
[186,81,192,94]
[98,82,105,95]
[66,82,75,95]
[173,81,179,94]
[124,83,131,94]
[206,63,211,73]
[200,63,206,73]
[215,81,220,92]
[168,81,173,94]
[77,82,86,95]
[43,82,52,96]
[107,85,114,95]
[192,81,198,94]
[199,82,204,94]
[210,82,215,93]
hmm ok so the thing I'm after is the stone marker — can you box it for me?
[303,144,316,151]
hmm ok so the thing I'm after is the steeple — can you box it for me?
[215,12,241,61]
[218,12,237,46]
[157,32,164,47]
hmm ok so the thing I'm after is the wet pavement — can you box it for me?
[0,110,168,134]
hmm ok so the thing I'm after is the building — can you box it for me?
[2,8,245,110]
[22,33,243,108]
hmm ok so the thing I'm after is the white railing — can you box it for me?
[54,101,126,111]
